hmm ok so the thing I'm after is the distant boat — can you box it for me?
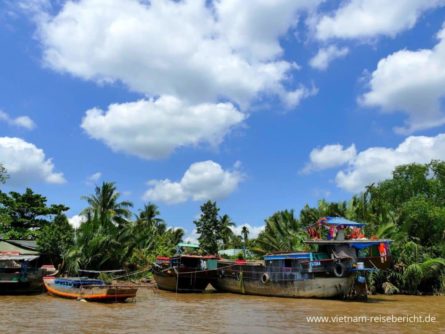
[43,277,138,302]
[152,242,219,293]
[0,240,44,294]
[152,254,218,292]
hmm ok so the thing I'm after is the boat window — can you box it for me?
[284,259,292,268]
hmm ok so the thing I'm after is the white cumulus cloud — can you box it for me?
[0,137,65,185]
[81,96,245,159]
[0,110,36,130]
[303,144,357,173]
[230,224,265,239]
[144,160,243,204]
[315,0,445,41]
[360,24,445,134]
[34,0,318,107]
[68,214,86,229]
[309,45,349,70]
[85,172,101,185]
[335,134,445,192]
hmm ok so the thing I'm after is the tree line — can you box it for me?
[0,161,444,294]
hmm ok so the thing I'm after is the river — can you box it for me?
[0,289,443,333]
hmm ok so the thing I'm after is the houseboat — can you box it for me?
[0,240,44,294]
[152,243,218,292]
[212,217,392,299]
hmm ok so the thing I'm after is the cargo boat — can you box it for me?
[212,217,392,299]
[152,254,218,292]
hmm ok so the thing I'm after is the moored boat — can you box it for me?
[152,254,218,292]
[212,217,392,299]
[43,276,138,302]
[0,240,44,294]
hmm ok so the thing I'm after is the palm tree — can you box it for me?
[241,226,249,245]
[137,203,166,233]
[81,182,133,228]
[255,210,307,254]
[219,214,235,249]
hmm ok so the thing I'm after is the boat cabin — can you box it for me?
[0,240,41,283]
[305,217,392,270]
[263,253,314,281]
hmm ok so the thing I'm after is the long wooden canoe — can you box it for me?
[43,277,137,302]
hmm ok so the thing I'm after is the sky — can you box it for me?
[1,0,445,241]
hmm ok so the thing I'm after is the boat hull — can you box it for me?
[212,275,354,298]
[0,270,44,295]
[43,278,137,302]
[152,269,214,292]
[0,281,44,295]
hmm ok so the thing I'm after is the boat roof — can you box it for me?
[322,217,365,227]
[0,255,39,261]
[175,255,218,259]
[79,269,125,273]
[264,252,312,261]
[305,239,392,249]
[156,255,218,260]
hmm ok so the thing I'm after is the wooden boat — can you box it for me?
[0,240,44,295]
[213,253,356,298]
[0,260,43,295]
[152,255,218,292]
[212,217,392,299]
[43,277,138,302]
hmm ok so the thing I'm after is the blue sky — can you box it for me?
[1,0,445,240]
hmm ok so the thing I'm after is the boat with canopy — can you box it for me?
[212,217,392,299]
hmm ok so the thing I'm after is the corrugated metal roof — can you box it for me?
[0,241,39,255]
[7,240,38,250]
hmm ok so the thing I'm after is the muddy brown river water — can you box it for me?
[0,289,443,333]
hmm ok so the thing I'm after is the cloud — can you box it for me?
[183,228,199,244]
[81,96,245,159]
[68,214,86,229]
[230,224,265,239]
[360,25,445,134]
[280,85,319,109]
[0,110,36,130]
[33,0,319,107]
[0,137,65,185]
[85,172,101,185]
[303,144,357,173]
[334,134,445,192]
[315,0,445,41]
[144,160,243,204]
[309,45,349,70]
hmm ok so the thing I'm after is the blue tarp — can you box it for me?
[348,241,391,249]
[324,217,365,227]
[55,278,105,287]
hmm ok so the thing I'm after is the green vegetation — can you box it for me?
[193,201,238,254]
[0,188,68,239]
[63,182,183,274]
[0,161,443,294]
